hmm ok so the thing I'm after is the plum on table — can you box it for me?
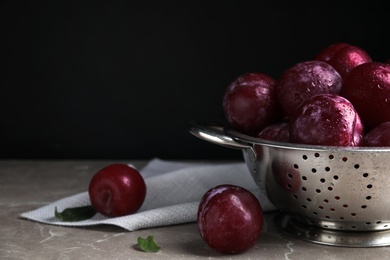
[197,184,263,254]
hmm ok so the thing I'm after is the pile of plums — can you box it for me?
[222,42,390,147]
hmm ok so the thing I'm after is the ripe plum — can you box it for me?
[257,121,290,142]
[328,46,371,80]
[290,94,364,146]
[223,73,282,136]
[88,164,146,217]
[363,122,390,146]
[197,184,263,254]
[277,60,342,117]
[314,42,350,62]
[340,62,390,129]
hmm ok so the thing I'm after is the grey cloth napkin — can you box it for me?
[20,158,276,231]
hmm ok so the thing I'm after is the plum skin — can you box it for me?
[290,94,364,146]
[363,122,390,146]
[276,60,343,117]
[257,121,290,142]
[88,163,146,217]
[197,185,263,254]
[314,42,350,62]
[340,62,390,129]
[315,43,372,80]
[223,73,281,136]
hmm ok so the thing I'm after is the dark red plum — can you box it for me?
[340,62,390,129]
[290,94,364,146]
[363,122,390,147]
[88,164,146,217]
[223,73,282,136]
[314,42,350,62]
[277,60,342,117]
[197,185,263,254]
[325,45,372,80]
[257,121,290,142]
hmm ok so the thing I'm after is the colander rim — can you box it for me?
[226,128,390,153]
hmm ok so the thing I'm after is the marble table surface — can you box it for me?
[2,159,390,259]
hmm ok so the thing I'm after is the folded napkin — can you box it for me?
[20,158,276,231]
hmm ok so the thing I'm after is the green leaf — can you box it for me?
[54,205,97,222]
[137,235,161,252]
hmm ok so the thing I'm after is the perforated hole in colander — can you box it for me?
[282,151,382,230]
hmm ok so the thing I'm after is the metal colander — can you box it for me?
[189,121,390,247]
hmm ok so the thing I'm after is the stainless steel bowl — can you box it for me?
[189,121,390,247]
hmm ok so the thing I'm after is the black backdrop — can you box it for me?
[1,1,389,160]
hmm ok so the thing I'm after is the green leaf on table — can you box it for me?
[54,205,97,222]
[137,235,161,252]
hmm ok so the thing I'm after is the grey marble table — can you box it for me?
[1,160,390,259]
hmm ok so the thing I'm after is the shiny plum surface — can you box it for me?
[257,121,290,142]
[220,43,390,148]
[340,62,390,129]
[197,185,263,254]
[326,45,372,80]
[290,94,364,146]
[363,122,390,146]
[277,60,342,117]
[223,73,281,136]
[314,42,350,62]
[88,164,146,217]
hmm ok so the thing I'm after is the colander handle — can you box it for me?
[189,121,252,150]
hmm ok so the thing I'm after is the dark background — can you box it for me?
[1,1,389,160]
